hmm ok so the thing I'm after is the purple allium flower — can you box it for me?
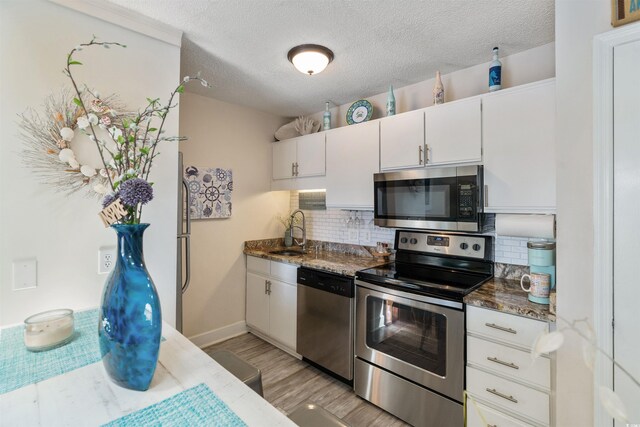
[102,192,119,209]
[119,178,153,207]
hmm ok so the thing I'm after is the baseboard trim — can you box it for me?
[188,321,248,348]
[247,327,302,360]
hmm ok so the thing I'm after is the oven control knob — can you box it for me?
[409,238,418,245]
[472,244,482,251]
[400,237,408,244]
[460,243,469,250]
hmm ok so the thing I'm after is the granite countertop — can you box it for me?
[464,277,552,322]
[244,238,391,277]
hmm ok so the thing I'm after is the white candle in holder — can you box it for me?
[24,309,75,351]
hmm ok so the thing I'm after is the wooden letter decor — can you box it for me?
[99,198,128,227]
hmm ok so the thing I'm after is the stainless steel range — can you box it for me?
[354,230,493,427]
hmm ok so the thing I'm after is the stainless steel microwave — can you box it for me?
[373,166,493,232]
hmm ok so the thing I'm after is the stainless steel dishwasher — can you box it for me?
[296,267,354,383]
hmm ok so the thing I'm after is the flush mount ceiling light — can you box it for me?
[287,44,334,76]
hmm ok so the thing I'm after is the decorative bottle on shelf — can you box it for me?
[386,85,396,116]
[433,71,445,105]
[323,101,331,131]
[489,47,502,92]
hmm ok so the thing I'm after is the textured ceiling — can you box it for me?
[105,0,554,117]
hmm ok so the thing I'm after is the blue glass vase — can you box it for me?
[99,223,162,391]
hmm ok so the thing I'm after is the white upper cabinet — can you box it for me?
[482,79,556,213]
[425,97,482,166]
[272,133,325,180]
[296,132,326,177]
[325,121,380,209]
[380,108,425,170]
[272,138,297,180]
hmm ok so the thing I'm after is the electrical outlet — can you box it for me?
[361,229,371,244]
[348,229,359,242]
[98,246,116,274]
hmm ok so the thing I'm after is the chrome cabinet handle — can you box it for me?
[425,144,430,163]
[485,322,517,334]
[295,162,299,176]
[486,388,518,404]
[265,280,272,295]
[291,162,295,177]
[487,356,520,370]
[484,185,488,207]
[265,280,268,295]
[418,146,423,165]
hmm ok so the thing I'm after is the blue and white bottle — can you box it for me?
[386,85,396,116]
[323,102,331,131]
[489,47,502,92]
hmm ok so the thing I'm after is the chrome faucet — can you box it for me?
[290,209,307,251]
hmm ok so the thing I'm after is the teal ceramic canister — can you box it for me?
[527,241,556,288]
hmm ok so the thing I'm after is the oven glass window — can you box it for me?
[375,178,457,220]
[365,296,446,376]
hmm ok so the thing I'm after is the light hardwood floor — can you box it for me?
[203,332,410,427]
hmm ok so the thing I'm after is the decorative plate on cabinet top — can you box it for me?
[346,100,373,125]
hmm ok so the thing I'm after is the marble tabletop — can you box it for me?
[0,320,295,426]
[464,277,552,322]
[244,238,391,277]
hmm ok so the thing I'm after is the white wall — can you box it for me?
[309,42,555,127]
[555,1,611,425]
[178,92,288,340]
[0,1,180,326]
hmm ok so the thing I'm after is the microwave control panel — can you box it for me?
[397,231,488,259]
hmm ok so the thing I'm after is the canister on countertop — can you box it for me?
[527,240,556,288]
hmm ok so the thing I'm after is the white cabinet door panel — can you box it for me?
[269,279,296,350]
[246,272,270,333]
[296,133,325,177]
[380,109,425,170]
[326,121,379,208]
[482,80,556,212]
[272,138,297,180]
[425,97,482,165]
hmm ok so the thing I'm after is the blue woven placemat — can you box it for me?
[0,309,166,395]
[0,309,102,394]
[102,383,247,427]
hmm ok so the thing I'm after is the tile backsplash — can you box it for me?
[289,191,530,266]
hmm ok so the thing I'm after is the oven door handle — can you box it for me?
[355,279,463,310]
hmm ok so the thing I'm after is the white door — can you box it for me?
[272,138,297,180]
[246,272,270,333]
[296,133,326,177]
[325,121,379,209]
[380,108,425,170]
[269,279,297,350]
[425,97,482,166]
[613,39,640,426]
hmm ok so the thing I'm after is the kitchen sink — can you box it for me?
[269,249,306,256]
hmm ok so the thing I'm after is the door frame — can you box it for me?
[593,21,640,427]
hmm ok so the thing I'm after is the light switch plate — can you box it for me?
[348,229,359,242]
[13,258,37,290]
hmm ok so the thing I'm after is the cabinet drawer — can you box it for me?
[467,336,550,391]
[467,306,548,349]
[247,256,270,275]
[466,398,535,427]
[467,367,549,425]
[270,261,298,284]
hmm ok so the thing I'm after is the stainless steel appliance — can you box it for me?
[176,152,191,333]
[297,267,354,382]
[373,165,493,232]
[354,230,493,427]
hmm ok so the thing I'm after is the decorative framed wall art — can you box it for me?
[612,0,640,27]
[184,166,233,219]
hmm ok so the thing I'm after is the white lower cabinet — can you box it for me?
[466,306,551,426]
[246,256,297,352]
